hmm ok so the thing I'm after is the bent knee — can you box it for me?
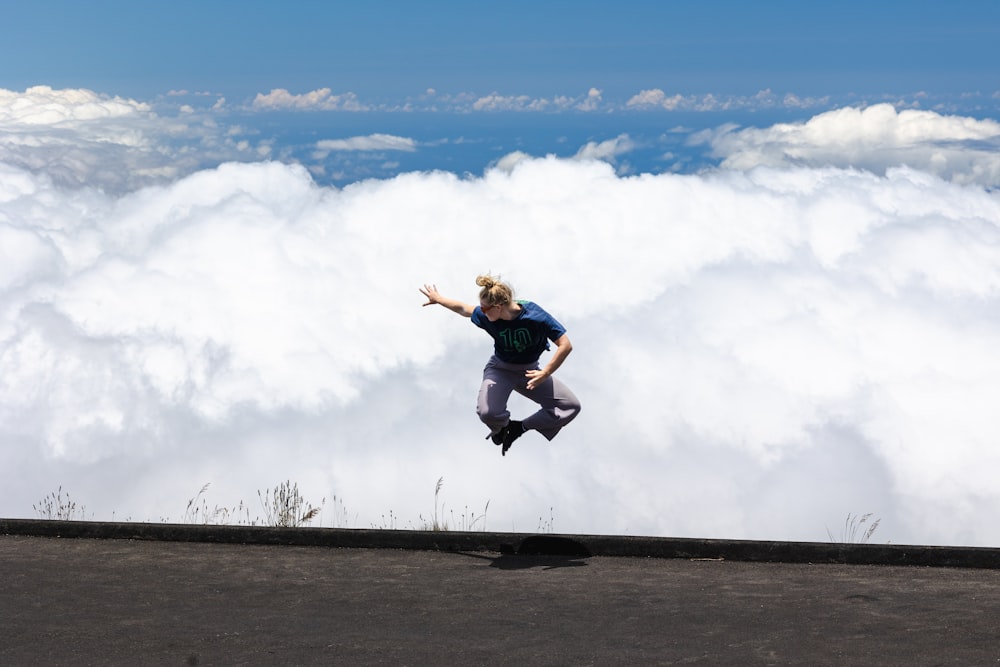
[477,405,508,423]
[557,398,581,423]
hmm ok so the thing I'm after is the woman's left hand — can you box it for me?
[525,368,550,390]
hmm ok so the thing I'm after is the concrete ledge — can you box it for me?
[3,517,1000,568]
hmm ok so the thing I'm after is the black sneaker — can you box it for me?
[501,421,525,456]
[486,426,506,446]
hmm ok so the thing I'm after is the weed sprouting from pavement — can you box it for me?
[183,483,255,525]
[33,487,87,521]
[258,480,322,527]
[416,477,489,532]
[827,512,882,544]
[419,477,448,531]
[371,509,401,530]
[327,495,356,528]
[32,478,499,531]
[446,503,490,532]
[537,507,555,534]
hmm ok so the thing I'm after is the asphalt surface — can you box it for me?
[3,522,1000,665]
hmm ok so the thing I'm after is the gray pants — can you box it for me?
[477,356,581,441]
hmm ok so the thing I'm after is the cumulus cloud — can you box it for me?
[251,88,367,111]
[0,86,267,193]
[705,104,1000,186]
[491,132,634,175]
[0,85,152,124]
[0,86,162,191]
[627,88,688,110]
[575,88,603,111]
[491,151,533,173]
[573,133,635,162]
[4,120,1000,547]
[315,134,417,154]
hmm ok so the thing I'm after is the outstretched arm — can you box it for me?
[420,284,475,318]
[525,334,573,390]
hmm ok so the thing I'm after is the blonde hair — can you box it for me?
[476,274,514,306]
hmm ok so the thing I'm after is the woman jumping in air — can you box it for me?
[420,275,581,455]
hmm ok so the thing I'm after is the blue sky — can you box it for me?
[4,0,997,186]
[3,0,998,103]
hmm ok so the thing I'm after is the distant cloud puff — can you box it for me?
[627,88,831,112]
[251,88,367,111]
[782,92,833,109]
[705,104,1000,186]
[491,151,533,173]
[0,85,151,124]
[575,88,603,111]
[573,133,634,162]
[472,92,549,112]
[627,88,689,110]
[490,132,634,174]
[315,134,417,154]
[472,89,605,112]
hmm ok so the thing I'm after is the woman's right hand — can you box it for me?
[419,284,475,318]
[419,284,442,306]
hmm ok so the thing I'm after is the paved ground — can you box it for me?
[4,533,1000,665]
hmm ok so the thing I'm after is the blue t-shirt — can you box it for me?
[471,300,567,364]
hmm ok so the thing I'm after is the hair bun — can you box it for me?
[475,274,513,306]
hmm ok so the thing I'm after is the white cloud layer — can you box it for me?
[3,99,1000,547]
[705,104,1000,186]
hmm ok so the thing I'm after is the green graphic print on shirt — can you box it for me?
[471,300,567,364]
